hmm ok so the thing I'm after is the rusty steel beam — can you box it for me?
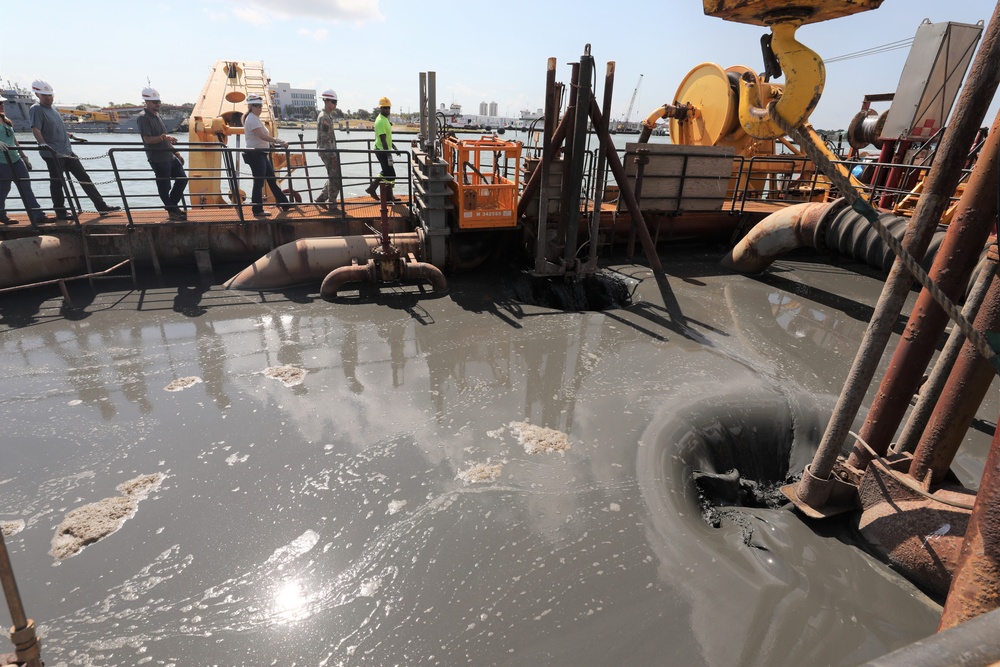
[939,421,1000,630]
[587,60,616,267]
[518,83,570,222]
[556,61,582,253]
[533,57,559,273]
[908,253,1000,485]
[853,111,1000,464]
[563,48,594,269]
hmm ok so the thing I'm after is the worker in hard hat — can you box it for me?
[365,96,401,203]
[242,93,291,218]
[315,89,343,214]
[138,87,188,221]
[28,80,122,220]
[0,95,51,227]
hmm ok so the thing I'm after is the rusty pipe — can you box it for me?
[587,60,616,267]
[720,201,829,272]
[798,2,1000,508]
[532,57,559,271]
[518,90,570,220]
[908,255,1000,485]
[1,531,42,667]
[224,232,424,291]
[320,261,374,298]
[853,112,1000,464]
[400,260,448,292]
[894,250,998,455]
[939,420,1000,630]
[0,235,84,288]
[557,60,582,254]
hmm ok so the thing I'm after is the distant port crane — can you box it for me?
[620,74,643,132]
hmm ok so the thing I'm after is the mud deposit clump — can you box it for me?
[457,462,504,484]
[694,468,798,542]
[50,473,165,560]
[510,421,570,454]
[264,365,307,387]
[164,376,203,392]
[1,519,25,537]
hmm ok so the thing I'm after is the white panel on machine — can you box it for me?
[881,20,983,142]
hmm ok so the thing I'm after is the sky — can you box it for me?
[1,0,998,131]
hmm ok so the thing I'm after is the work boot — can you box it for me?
[316,192,328,203]
[365,180,380,200]
[385,186,398,204]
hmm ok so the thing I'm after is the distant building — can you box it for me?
[268,82,317,120]
[489,101,498,117]
[479,101,488,115]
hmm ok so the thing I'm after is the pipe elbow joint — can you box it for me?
[401,261,449,292]
[320,262,374,299]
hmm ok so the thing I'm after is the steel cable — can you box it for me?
[767,101,1000,373]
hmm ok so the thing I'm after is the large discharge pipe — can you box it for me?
[225,233,424,291]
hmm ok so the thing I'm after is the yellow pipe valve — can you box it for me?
[738,22,824,139]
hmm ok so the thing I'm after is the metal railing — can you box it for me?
[1,138,412,226]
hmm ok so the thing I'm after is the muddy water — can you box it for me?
[0,252,994,666]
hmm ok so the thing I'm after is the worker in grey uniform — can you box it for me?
[315,89,343,214]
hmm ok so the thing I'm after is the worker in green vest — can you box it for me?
[365,97,401,203]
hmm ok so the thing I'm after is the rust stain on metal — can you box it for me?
[857,457,973,597]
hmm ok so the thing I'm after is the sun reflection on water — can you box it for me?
[272,578,313,624]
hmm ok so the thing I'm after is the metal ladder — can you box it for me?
[242,63,274,123]
[81,222,137,289]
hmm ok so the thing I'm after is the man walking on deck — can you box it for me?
[29,80,121,220]
[365,97,401,203]
[138,87,188,221]
[315,89,342,213]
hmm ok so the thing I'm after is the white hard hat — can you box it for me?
[0,95,8,103]
[32,80,54,96]
[246,93,264,106]
[321,89,338,102]
[142,87,161,102]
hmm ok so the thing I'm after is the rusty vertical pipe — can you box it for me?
[627,150,649,259]
[939,420,1000,630]
[908,257,1000,485]
[869,138,896,196]
[0,531,42,667]
[894,250,998,454]
[557,61,581,251]
[564,47,594,269]
[588,98,664,276]
[533,57,558,272]
[799,4,1000,507]
[587,60,616,266]
[378,182,391,253]
[518,101,570,221]
[878,140,912,209]
[853,112,1000,463]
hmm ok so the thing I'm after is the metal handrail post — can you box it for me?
[107,149,134,228]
